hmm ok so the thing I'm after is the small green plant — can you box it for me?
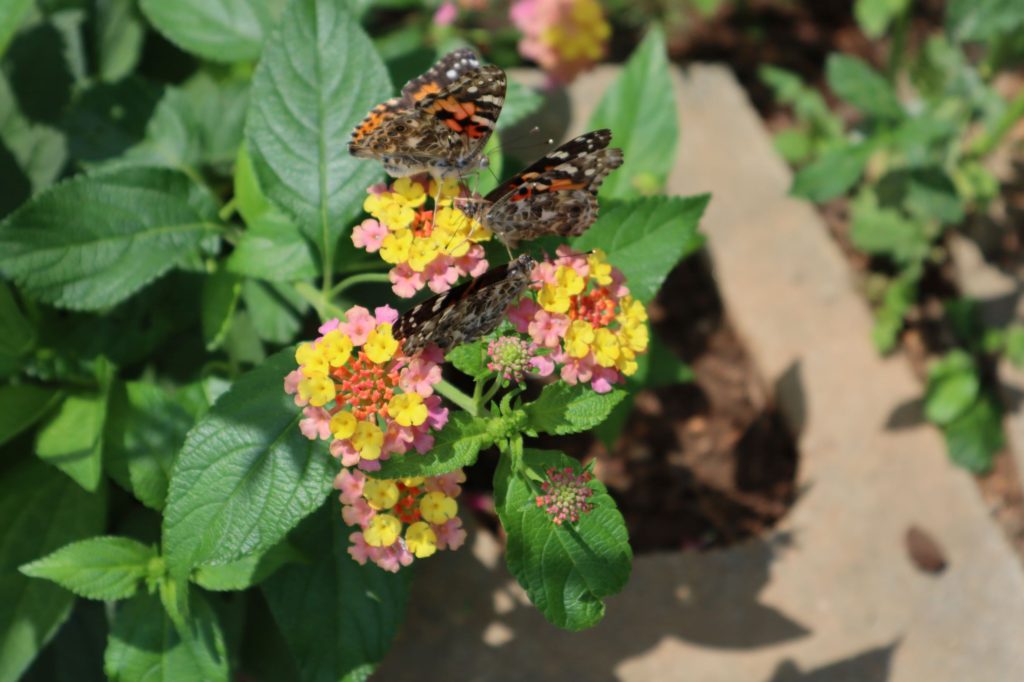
[763,0,1024,472]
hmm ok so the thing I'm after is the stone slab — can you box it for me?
[374,64,1024,682]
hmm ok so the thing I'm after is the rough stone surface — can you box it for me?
[374,65,1024,682]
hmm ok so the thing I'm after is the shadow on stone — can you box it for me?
[885,398,925,431]
[766,642,899,682]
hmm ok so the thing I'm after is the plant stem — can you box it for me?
[969,89,1024,159]
[435,379,478,416]
[329,271,391,297]
[479,377,503,408]
[292,281,343,322]
[217,197,237,222]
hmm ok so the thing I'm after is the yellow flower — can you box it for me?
[587,250,613,286]
[616,347,639,376]
[392,177,427,206]
[320,330,353,368]
[364,514,401,547]
[351,420,384,460]
[364,324,399,364]
[387,393,428,427]
[429,177,462,202]
[619,322,649,354]
[556,266,586,296]
[364,192,415,230]
[565,320,596,359]
[401,476,425,487]
[363,479,400,510]
[618,296,648,325]
[379,229,414,264]
[329,411,356,440]
[299,349,329,378]
[405,522,438,558]
[420,491,457,524]
[593,327,620,367]
[538,283,571,314]
[407,238,440,272]
[298,376,334,407]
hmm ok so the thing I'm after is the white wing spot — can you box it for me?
[446,68,458,79]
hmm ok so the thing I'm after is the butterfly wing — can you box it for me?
[394,255,534,355]
[481,130,623,244]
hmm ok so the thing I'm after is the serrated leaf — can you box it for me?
[826,54,903,120]
[246,0,391,256]
[64,76,161,164]
[104,590,228,682]
[525,383,626,435]
[0,384,62,447]
[943,393,1002,473]
[201,269,242,351]
[262,504,410,681]
[162,348,334,578]
[20,536,156,601]
[850,189,929,264]
[370,411,492,479]
[0,167,220,310]
[494,449,631,630]
[241,280,308,345]
[790,143,871,202]
[192,540,302,592]
[94,0,144,81]
[0,459,106,682]
[105,381,194,511]
[139,0,278,63]
[573,195,707,303]
[499,79,543,130]
[587,26,677,199]
[35,393,106,491]
[925,350,980,426]
[446,340,489,379]
[226,146,317,282]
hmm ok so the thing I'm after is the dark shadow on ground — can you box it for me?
[767,643,899,682]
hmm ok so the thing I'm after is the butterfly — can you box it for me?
[456,129,623,248]
[393,254,535,355]
[349,48,506,180]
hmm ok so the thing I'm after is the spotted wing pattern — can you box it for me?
[349,49,506,179]
[466,130,623,246]
[393,255,535,355]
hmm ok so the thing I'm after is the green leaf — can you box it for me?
[21,600,107,682]
[1005,325,1024,369]
[105,381,193,511]
[242,280,308,345]
[790,143,871,202]
[925,350,980,426]
[947,0,1024,42]
[850,189,930,264]
[499,79,543,130]
[587,26,677,199]
[20,536,156,601]
[192,540,302,592]
[855,0,910,38]
[494,449,631,630]
[201,269,242,351]
[226,146,317,282]
[246,0,391,255]
[573,195,708,303]
[872,268,919,353]
[0,167,220,311]
[104,590,228,682]
[0,0,33,56]
[943,393,1003,473]
[178,73,250,168]
[63,77,161,164]
[162,348,334,578]
[0,384,62,447]
[446,340,489,380]
[0,459,106,682]
[876,167,964,224]
[0,136,31,218]
[139,0,278,63]
[35,393,106,492]
[5,21,74,126]
[371,411,492,479]
[826,54,903,120]
[262,504,410,681]
[94,0,145,81]
[0,281,35,362]
[525,383,627,436]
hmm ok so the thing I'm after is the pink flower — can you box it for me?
[299,406,332,440]
[433,1,458,25]
[425,259,460,293]
[337,306,375,346]
[400,358,442,396]
[425,394,449,429]
[318,318,341,335]
[334,468,366,505]
[530,354,555,377]
[510,0,610,86]
[331,439,361,468]
[342,497,375,527]
[284,369,306,406]
[529,309,569,348]
[374,305,399,326]
[374,543,414,573]
[390,264,424,298]
[434,517,467,550]
[352,219,388,252]
[348,532,372,564]
[426,470,466,497]
[508,298,540,333]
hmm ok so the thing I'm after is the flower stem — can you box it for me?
[292,281,344,322]
[329,271,391,298]
[478,377,503,408]
[217,197,237,222]
[435,378,478,416]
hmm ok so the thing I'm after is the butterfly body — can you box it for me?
[394,255,535,355]
[349,49,506,179]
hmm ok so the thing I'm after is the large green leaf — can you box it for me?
[494,449,631,631]
[825,54,903,120]
[0,459,106,682]
[943,393,1003,473]
[192,540,303,592]
[20,536,156,601]
[104,590,228,682]
[0,68,66,196]
[371,411,493,479]
[63,77,161,165]
[525,383,627,436]
[855,0,911,38]
[105,381,194,511]
[0,281,35,366]
[0,0,33,56]
[947,0,1024,42]
[573,195,708,303]
[262,504,410,682]
[790,142,872,202]
[0,167,220,310]
[925,350,981,426]
[94,0,145,81]
[242,280,308,345]
[20,601,107,682]
[139,0,278,63]
[849,189,929,264]
[0,385,62,447]
[162,349,334,578]
[245,0,391,255]
[587,26,677,199]
[35,393,106,492]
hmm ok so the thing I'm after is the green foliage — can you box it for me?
[525,383,626,436]
[20,536,157,601]
[943,393,1003,472]
[139,0,281,63]
[372,411,493,478]
[925,350,981,425]
[855,0,911,39]
[494,450,631,630]
[826,55,904,120]
[192,541,303,592]
[0,384,61,446]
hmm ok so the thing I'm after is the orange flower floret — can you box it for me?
[332,350,400,421]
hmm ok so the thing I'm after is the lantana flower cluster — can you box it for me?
[335,468,468,572]
[284,305,449,472]
[352,176,491,298]
[536,466,595,525]
[510,0,611,86]
[508,246,649,393]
